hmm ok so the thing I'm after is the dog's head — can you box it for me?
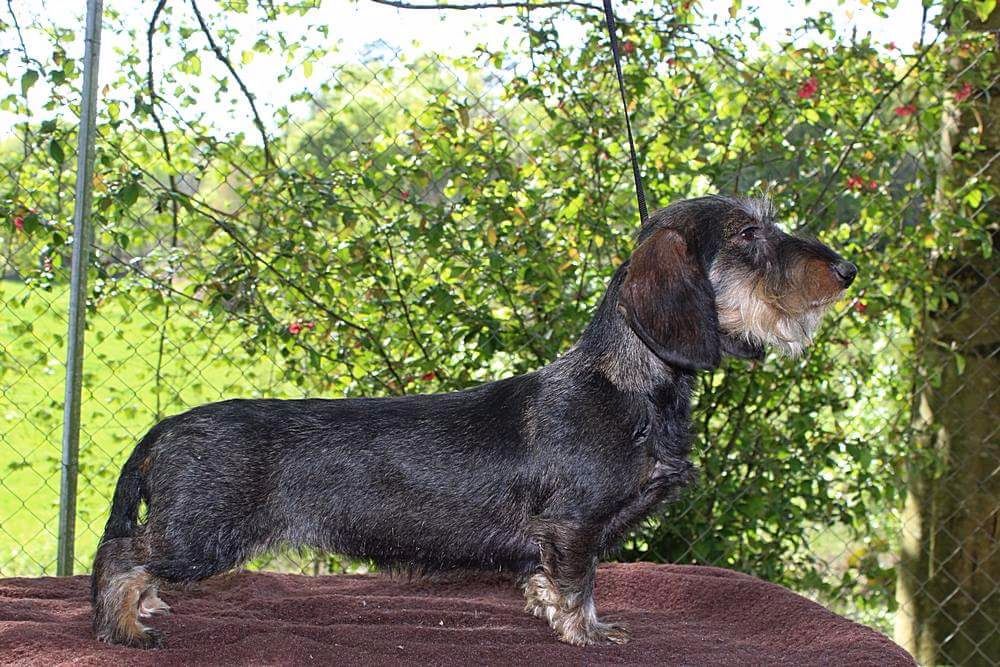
[618,195,856,371]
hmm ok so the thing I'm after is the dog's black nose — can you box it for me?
[833,261,857,287]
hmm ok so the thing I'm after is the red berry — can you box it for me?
[622,41,635,55]
[12,216,24,231]
[797,77,819,100]
[288,322,302,335]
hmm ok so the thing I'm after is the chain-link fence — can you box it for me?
[1,0,996,664]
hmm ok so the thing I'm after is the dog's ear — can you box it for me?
[720,334,765,361]
[619,228,721,371]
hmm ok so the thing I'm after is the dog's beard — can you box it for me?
[711,268,835,357]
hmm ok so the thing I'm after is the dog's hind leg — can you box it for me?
[92,537,164,649]
[524,521,629,646]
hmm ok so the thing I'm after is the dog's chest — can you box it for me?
[635,382,695,480]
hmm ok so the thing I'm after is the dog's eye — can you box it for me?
[738,226,759,242]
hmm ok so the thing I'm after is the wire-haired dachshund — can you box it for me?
[92,195,856,648]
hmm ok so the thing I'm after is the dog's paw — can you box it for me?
[557,620,630,646]
[138,596,171,618]
[595,621,630,645]
[133,627,165,650]
[97,626,165,650]
[524,600,554,621]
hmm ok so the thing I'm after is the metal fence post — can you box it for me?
[57,0,105,577]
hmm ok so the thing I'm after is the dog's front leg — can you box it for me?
[599,458,695,551]
[523,522,629,646]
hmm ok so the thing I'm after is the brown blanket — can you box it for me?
[1,563,913,666]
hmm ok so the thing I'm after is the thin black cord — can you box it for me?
[602,0,648,225]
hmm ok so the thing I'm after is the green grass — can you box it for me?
[0,280,303,575]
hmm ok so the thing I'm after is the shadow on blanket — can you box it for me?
[1,562,913,666]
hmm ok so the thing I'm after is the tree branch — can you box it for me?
[189,0,274,167]
[802,2,955,218]
[5,0,44,69]
[382,229,443,379]
[91,245,399,396]
[367,0,600,11]
[199,207,408,390]
[146,0,171,161]
[145,0,186,418]
[110,144,408,391]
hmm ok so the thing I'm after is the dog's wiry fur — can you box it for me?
[91,195,856,648]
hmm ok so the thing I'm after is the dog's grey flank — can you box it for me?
[90,195,855,649]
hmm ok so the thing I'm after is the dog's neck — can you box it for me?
[567,263,686,395]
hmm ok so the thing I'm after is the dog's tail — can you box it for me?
[100,438,148,543]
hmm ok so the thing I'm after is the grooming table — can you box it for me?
[0,562,913,665]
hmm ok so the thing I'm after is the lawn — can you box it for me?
[0,279,302,575]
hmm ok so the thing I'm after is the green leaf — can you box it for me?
[974,0,996,22]
[21,70,39,97]
[963,188,982,208]
[183,52,202,75]
[119,182,140,207]
[48,138,65,163]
